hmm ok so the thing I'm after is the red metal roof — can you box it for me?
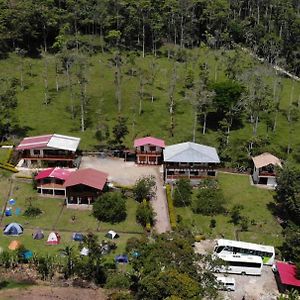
[35,168,72,181]
[134,137,165,148]
[63,168,108,190]
[16,134,53,150]
[276,262,300,287]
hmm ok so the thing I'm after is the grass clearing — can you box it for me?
[176,173,283,247]
[0,179,143,256]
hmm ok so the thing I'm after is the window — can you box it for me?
[216,246,225,254]
[33,150,40,155]
[149,146,156,152]
[227,261,261,268]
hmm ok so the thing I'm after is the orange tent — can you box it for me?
[8,240,22,251]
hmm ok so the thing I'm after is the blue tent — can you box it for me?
[5,208,12,217]
[21,250,33,261]
[72,232,84,242]
[8,199,16,205]
[3,223,23,236]
[115,255,128,264]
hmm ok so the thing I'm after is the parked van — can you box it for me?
[216,276,236,291]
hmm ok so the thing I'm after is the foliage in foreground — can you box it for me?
[132,176,156,203]
[136,200,155,227]
[173,178,192,207]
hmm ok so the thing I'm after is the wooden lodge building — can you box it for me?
[16,134,81,168]
[163,142,220,183]
[134,136,165,165]
[252,152,282,187]
[63,168,108,207]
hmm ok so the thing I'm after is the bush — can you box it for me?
[132,176,156,202]
[105,272,131,289]
[192,187,226,215]
[166,184,176,229]
[210,219,216,229]
[125,237,140,253]
[108,291,134,300]
[173,178,192,207]
[230,204,244,225]
[23,205,42,217]
[93,192,127,223]
[136,200,155,227]
[240,216,249,231]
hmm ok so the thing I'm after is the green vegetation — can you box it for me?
[132,176,156,203]
[93,192,127,224]
[173,178,192,207]
[166,184,176,230]
[176,173,282,246]
[136,200,155,227]
[0,280,33,290]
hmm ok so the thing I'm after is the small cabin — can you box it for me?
[275,262,300,293]
[252,153,282,187]
[134,136,165,165]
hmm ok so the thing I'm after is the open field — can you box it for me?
[176,173,283,247]
[0,47,300,164]
[0,174,143,256]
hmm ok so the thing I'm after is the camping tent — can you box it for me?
[46,232,61,245]
[72,232,84,242]
[33,229,44,240]
[105,230,119,239]
[3,223,23,236]
[21,250,33,260]
[80,247,89,256]
[8,240,22,251]
[115,255,128,263]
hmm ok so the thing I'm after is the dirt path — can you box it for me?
[152,168,171,233]
[80,157,171,233]
[0,286,107,300]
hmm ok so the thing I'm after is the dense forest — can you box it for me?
[0,0,299,74]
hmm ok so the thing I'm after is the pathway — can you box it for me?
[80,157,171,233]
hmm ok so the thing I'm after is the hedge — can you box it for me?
[0,163,18,173]
[166,184,176,230]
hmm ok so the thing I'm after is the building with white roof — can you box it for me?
[251,152,282,187]
[16,134,81,168]
[163,142,220,183]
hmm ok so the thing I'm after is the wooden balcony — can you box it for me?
[136,151,162,156]
[22,154,75,161]
[166,174,214,180]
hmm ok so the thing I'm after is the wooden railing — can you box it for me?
[136,151,162,156]
[259,171,276,177]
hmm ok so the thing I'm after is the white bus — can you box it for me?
[213,239,275,265]
[215,253,263,276]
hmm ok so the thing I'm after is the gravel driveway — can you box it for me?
[80,157,170,233]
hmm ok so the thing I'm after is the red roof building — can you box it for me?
[35,168,73,198]
[16,134,81,168]
[133,136,165,165]
[63,168,108,206]
[276,262,300,292]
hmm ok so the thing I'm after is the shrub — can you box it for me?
[166,184,176,229]
[105,272,131,289]
[210,219,216,229]
[240,216,249,231]
[136,200,155,227]
[230,204,244,225]
[173,178,192,207]
[93,192,127,223]
[125,237,140,253]
[192,187,226,215]
[23,205,42,217]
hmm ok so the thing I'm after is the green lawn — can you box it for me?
[0,149,10,164]
[176,173,283,247]
[0,179,143,256]
[0,47,299,158]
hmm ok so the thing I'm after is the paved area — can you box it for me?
[80,157,171,233]
[194,240,279,300]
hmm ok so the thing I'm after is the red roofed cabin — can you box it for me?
[134,137,165,165]
[275,262,300,293]
[64,168,108,207]
[16,134,81,168]
[35,168,72,198]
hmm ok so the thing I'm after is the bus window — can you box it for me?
[216,246,225,253]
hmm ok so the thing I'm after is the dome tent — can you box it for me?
[46,232,61,245]
[3,223,23,236]
[72,232,84,242]
[105,230,119,239]
[32,229,44,240]
[8,240,22,251]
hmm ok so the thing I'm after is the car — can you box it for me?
[216,276,236,291]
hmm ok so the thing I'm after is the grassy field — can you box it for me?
[0,177,143,256]
[175,173,283,247]
[0,46,300,162]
